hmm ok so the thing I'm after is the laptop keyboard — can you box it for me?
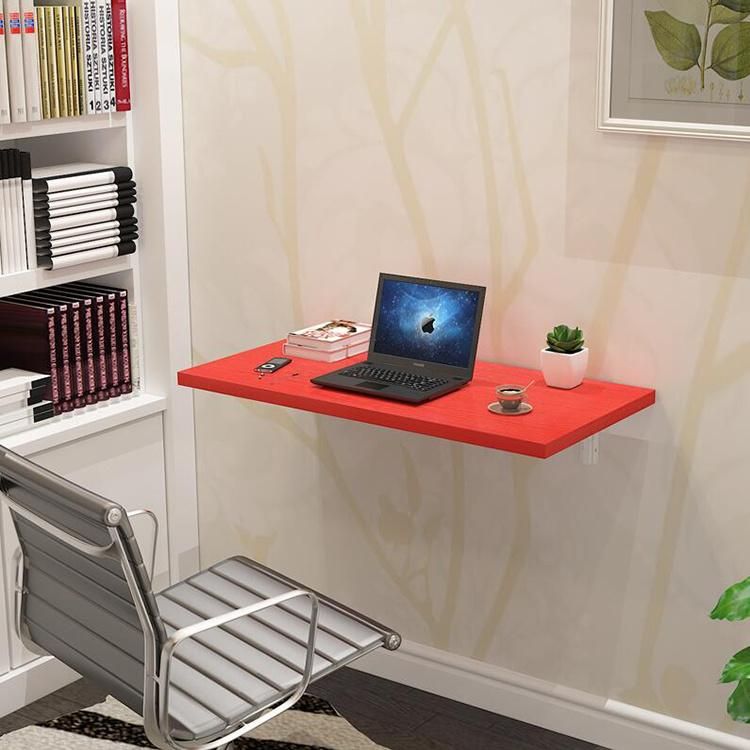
[340,365,449,392]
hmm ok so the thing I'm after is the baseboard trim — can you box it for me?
[0,656,79,718]
[351,640,750,750]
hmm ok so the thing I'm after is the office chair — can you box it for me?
[0,446,401,750]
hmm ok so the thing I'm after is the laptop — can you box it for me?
[311,273,486,404]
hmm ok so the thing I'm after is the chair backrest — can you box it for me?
[0,446,165,716]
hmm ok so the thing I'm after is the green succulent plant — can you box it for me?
[546,325,585,354]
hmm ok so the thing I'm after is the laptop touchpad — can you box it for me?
[359,382,389,390]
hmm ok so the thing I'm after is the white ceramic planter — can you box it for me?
[540,347,589,389]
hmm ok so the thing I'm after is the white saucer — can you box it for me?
[488,402,533,416]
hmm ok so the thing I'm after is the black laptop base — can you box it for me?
[311,362,467,404]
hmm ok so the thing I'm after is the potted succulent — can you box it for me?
[540,325,588,389]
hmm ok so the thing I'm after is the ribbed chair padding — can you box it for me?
[0,462,164,719]
[0,446,401,748]
[157,557,387,739]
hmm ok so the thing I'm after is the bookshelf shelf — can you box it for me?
[0,114,128,143]
[2,392,167,457]
[0,254,134,297]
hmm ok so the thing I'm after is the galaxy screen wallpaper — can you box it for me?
[372,279,482,368]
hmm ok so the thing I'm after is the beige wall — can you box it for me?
[179,0,750,738]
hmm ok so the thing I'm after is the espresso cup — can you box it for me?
[496,385,525,412]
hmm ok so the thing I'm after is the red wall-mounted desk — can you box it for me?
[178,341,655,460]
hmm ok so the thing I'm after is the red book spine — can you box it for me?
[111,0,130,111]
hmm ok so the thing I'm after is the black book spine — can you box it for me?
[115,290,132,394]
[0,300,61,413]
[80,298,97,404]
[91,294,110,401]
[105,293,121,396]
[69,302,86,408]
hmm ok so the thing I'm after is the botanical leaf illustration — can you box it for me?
[711,6,750,25]
[645,10,701,70]
[717,0,750,13]
[721,647,750,684]
[728,680,750,722]
[711,23,750,79]
[711,576,750,620]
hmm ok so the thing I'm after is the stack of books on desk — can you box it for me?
[33,163,138,270]
[0,368,54,438]
[283,320,371,362]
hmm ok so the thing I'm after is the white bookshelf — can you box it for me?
[0,254,135,297]
[0,0,198,714]
[2,393,166,456]
[0,113,127,143]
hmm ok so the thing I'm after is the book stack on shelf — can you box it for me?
[33,162,137,270]
[0,0,130,124]
[0,367,54,437]
[283,320,371,362]
[0,148,35,274]
[0,280,135,431]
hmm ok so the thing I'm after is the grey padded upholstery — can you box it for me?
[0,454,164,717]
[158,557,387,739]
[0,446,401,746]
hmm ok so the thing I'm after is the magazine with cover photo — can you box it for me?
[287,320,371,351]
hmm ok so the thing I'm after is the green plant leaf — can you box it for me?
[645,11,702,70]
[712,6,750,25]
[728,680,750,723]
[717,0,750,14]
[721,647,750,684]
[711,23,750,79]
[711,576,750,620]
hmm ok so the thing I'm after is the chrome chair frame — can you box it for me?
[5,494,346,750]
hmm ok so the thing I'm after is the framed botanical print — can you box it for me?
[598,0,750,140]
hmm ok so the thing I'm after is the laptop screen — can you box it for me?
[372,276,483,369]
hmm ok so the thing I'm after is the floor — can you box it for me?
[0,668,610,750]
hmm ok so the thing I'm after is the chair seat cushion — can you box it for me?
[156,556,385,741]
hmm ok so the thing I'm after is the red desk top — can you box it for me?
[178,341,655,459]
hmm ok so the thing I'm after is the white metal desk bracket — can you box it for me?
[580,435,600,465]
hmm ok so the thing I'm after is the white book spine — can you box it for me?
[19,0,40,121]
[47,216,127,239]
[1,167,16,273]
[43,243,122,269]
[0,170,9,274]
[21,156,36,270]
[12,171,26,271]
[95,0,108,112]
[80,0,94,114]
[45,187,125,208]
[89,0,101,112]
[48,235,126,255]
[3,0,26,122]
[46,205,124,231]
[45,195,126,217]
[46,181,122,202]
[0,10,11,124]
[103,0,114,110]
[50,226,124,247]
[37,170,117,193]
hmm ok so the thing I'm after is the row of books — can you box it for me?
[0,281,134,419]
[0,156,138,275]
[283,320,371,362]
[0,0,130,124]
[0,367,55,438]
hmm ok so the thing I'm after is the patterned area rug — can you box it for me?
[0,694,389,749]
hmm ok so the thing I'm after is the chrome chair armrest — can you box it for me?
[156,588,320,750]
[126,509,159,581]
